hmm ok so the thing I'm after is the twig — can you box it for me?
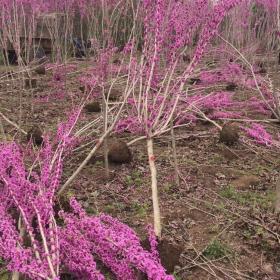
[0,111,27,135]
[181,255,223,279]
[191,194,280,243]
[0,119,7,141]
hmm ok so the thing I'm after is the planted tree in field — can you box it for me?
[115,0,248,237]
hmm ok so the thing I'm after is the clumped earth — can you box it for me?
[34,65,46,75]
[141,238,183,274]
[1,59,280,280]
[219,123,239,146]
[26,125,44,146]
[24,77,37,89]
[225,82,237,91]
[85,101,101,113]
[108,140,132,164]
[104,88,120,101]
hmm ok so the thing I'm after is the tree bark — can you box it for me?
[147,137,161,238]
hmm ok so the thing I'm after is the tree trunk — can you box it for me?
[147,137,161,238]
[170,119,179,187]
[275,177,280,214]
[103,99,109,179]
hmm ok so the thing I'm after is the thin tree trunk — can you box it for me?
[103,136,109,178]
[275,177,280,214]
[170,119,179,187]
[12,216,25,280]
[147,137,161,238]
[103,99,109,179]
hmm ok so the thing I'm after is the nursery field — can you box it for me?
[1,1,280,280]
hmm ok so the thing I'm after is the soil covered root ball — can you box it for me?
[27,126,43,146]
[271,111,280,121]
[79,85,86,92]
[108,140,132,164]
[256,62,267,74]
[104,88,120,101]
[189,77,201,85]
[84,101,101,113]
[182,54,190,63]
[34,65,46,75]
[225,83,237,91]
[112,58,121,65]
[56,191,75,213]
[140,238,182,275]
[25,78,37,89]
[219,123,239,146]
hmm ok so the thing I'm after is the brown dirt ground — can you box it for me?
[1,57,280,280]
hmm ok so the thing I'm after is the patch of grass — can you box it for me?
[0,271,9,280]
[125,170,144,187]
[254,164,274,176]
[181,157,197,166]
[173,274,182,280]
[104,271,114,279]
[94,160,103,167]
[163,182,173,192]
[208,224,220,234]
[104,202,126,214]
[0,258,8,280]
[104,204,115,214]
[209,153,224,163]
[86,207,97,215]
[216,202,227,212]
[219,186,237,199]
[125,175,133,186]
[242,229,253,240]
[203,239,232,260]
[205,201,232,218]
[132,201,149,218]
[219,186,274,210]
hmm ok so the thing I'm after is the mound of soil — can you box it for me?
[60,273,77,280]
[57,191,75,212]
[79,85,86,93]
[84,102,101,113]
[256,62,267,74]
[27,126,43,146]
[231,175,260,190]
[108,140,132,164]
[189,77,201,85]
[104,88,120,101]
[113,58,121,65]
[141,237,182,275]
[225,83,237,91]
[88,153,104,165]
[25,78,37,89]
[34,65,46,75]
[183,54,190,63]
[219,123,239,146]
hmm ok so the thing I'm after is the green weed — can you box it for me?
[203,239,232,260]
[125,170,143,187]
[219,186,274,210]
[132,201,149,218]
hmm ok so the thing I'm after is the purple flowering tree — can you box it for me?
[0,111,174,279]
